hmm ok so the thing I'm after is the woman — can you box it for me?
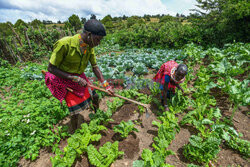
[45,19,113,132]
[153,60,188,111]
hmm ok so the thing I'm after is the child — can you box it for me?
[153,60,188,111]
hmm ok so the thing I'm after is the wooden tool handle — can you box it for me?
[41,70,148,108]
[89,85,148,108]
[41,70,46,75]
[115,94,149,108]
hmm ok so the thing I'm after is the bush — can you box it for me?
[113,21,200,49]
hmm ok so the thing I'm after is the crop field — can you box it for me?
[0,42,249,167]
[1,0,249,166]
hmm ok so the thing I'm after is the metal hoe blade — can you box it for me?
[145,104,151,118]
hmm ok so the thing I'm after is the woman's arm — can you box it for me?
[48,63,73,80]
[92,65,114,95]
[48,63,88,86]
[163,81,169,110]
[170,77,184,93]
[92,65,104,83]
[176,84,184,93]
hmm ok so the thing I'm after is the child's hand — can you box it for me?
[164,105,169,111]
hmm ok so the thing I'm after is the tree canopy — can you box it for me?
[68,14,82,31]
[191,0,250,46]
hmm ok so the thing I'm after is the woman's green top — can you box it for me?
[49,34,97,74]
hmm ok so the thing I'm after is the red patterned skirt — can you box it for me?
[45,71,95,115]
[65,89,96,115]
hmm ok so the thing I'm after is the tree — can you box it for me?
[0,22,13,37]
[127,16,137,28]
[30,19,43,27]
[126,16,145,28]
[64,21,72,29]
[43,20,53,24]
[159,15,176,23]
[180,14,186,18]
[68,14,82,31]
[101,15,113,29]
[122,15,127,20]
[112,17,121,22]
[14,19,28,28]
[155,14,161,18]
[101,15,112,23]
[81,17,86,24]
[143,14,151,21]
[191,0,250,46]
[90,14,96,20]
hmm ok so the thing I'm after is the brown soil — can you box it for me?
[74,96,157,167]
[143,69,156,79]
[139,87,152,95]
[233,106,250,141]
[165,128,191,166]
[18,81,250,167]
[215,146,250,167]
[111,103,138,123]
[234,64,249,81]
[125,71,133,76]
[19,149,53,167]
[210,87,231,115]
[18,96,158,167]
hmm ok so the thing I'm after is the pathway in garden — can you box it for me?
[19,68,250,167]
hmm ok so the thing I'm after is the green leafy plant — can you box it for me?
[50,120,106,167]
[211,123,250,158]
[183,134,221,164]
[133,149,174,167]
[87,141,124,167]
[136,93,152,104]
[226,136,250,158]
[152,112,179,153]
[149,82,161,96]
[132,62,149,75]
[106,97,124,113]
[113,120,139,138]
[169,89,190,113]
[89,109,113,125]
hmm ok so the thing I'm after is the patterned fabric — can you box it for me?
[78,34,88,55]
[65,90,96,115]
[159,75,176,99]
[153,60,178,90]
[45,71,91,103]
[159,75,171,90]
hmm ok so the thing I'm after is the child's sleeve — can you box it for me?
[165,75,170,83]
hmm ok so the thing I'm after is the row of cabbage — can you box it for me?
[85,48,186,79]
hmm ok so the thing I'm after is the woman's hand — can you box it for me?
[181,88,184,94]
[78,78,88,87]
[164,105,169,111]
[176,84,185,94]
[106,86,115,96]
[72,76,88,87]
